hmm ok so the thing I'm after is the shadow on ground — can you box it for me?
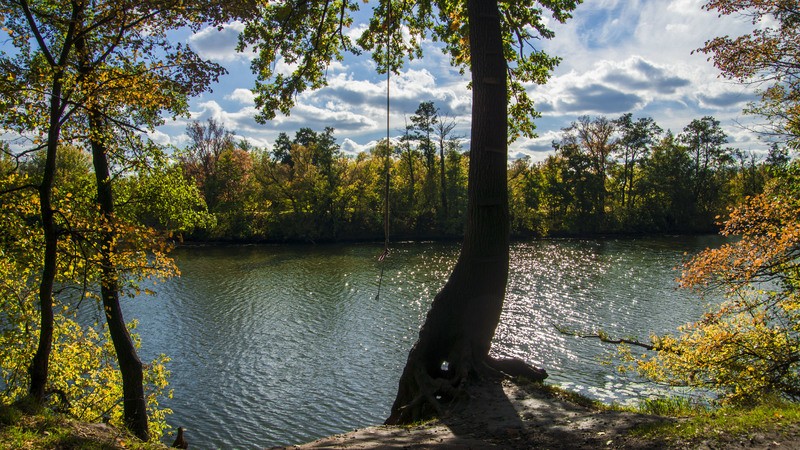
[282,378,669,449]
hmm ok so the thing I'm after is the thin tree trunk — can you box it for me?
[438,139,448,220]
[386,0,545,425]
[25,0,85,404]
[620,152,630,208]
[88,121,150,441]
[28,73,63,402]
[401,120,417,212]
[406,149,416,208]
[73,28,149,439]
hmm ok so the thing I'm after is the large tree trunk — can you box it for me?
[386,0,545,425]
[89,116,150,441]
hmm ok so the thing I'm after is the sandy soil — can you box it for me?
[272,378,800,449]
[276,379,670,449]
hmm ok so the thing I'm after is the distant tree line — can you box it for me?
[510,114,790,236]
[176,106,789,242]
[178,102,469,242]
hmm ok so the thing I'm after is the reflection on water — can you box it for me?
[495,237,722,404]
[107,236,724,448]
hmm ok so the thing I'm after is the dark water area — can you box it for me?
[92,236,725,449]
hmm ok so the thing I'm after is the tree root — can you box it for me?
[45,388,71,414]
[386,359,471,425]
[485,357,548,382]
[387,354,549,425]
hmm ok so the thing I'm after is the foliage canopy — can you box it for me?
[622,161,800,403]
[699,0,800,148]
[239,0,580,139]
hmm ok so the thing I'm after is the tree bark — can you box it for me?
[385,0,545,425]
[72,28,149,439]
[89,122,150,441]
[28,70,62,402]
[438,138,448,221]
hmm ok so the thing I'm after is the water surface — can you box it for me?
[99,236,724,448]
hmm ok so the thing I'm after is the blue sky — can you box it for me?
[150,0,763,161]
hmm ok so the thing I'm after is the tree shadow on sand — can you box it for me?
[293,377,670,449]
[440,377,670,449]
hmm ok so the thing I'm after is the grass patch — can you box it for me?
[399,418,440,429]
[0,408,71,450]
[0,404,22,426]
[636,396,708,417]
[632,396,800,443]
[0,403,168,450]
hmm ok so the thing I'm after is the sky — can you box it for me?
[151,0,765,161]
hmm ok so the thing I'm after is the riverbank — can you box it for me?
[175,230,722,248]
[277,378,665,449]
[4,377,800,448]
[278,378,800,449]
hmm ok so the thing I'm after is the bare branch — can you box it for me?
[552,323,656,351]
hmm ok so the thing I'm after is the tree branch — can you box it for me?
[552,323,656,350]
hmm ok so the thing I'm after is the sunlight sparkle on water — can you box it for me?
[115,237,724,448]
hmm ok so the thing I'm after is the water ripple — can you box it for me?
[116,237,725,449]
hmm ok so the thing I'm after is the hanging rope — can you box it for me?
[376,0,392,300]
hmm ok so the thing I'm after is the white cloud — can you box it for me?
[326,60,348,73]
[292,66,471,141]
[527,0,764,150]
[514,129,564,161]
[340,137,376,156]
[153,1,768,155]
[188,21,254,62]
[226,88,256,105]
[275,102,378,132]
[345,23,369,42]
[146,129,172,146]
[531,56,694,117]
[274,55,300,77]
[190,100,262,137]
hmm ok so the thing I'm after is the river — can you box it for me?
[95,236,724,448]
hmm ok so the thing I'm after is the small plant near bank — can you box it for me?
[635,396,708,417]
[613,162,800,405]
[0,403,169,450]
[632,396,800,443]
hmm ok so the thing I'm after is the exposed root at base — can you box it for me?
[387,363,465,425]
[486,357,548,382]
[387,356,547,425]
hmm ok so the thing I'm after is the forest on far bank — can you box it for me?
[163,107,791,242]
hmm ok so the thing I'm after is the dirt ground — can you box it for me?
[276,379,800,449]
[18,376,799,449]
